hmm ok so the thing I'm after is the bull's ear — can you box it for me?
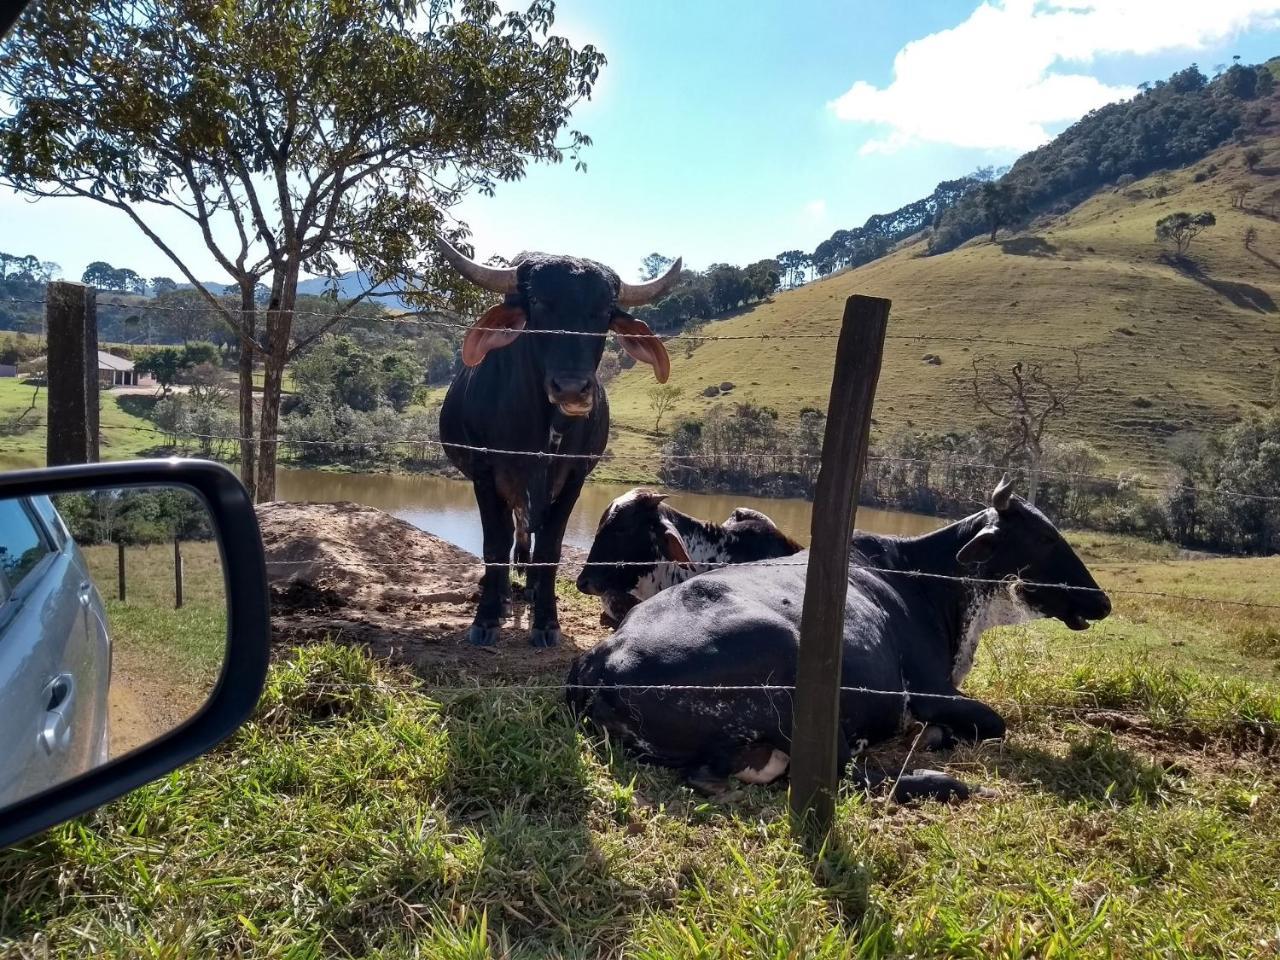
[956,526,998,567]
[659,520,694,568]
[462,303,527,367]
[610,310,671,383]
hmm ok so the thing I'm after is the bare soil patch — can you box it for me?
[258,500,604,681]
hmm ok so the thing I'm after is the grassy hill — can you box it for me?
[607,134,1280,477]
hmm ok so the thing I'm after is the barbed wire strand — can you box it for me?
[112,424,1280,504]
[273,681,1280,733]
[1,296,1093,352]
[263,557,1280,612]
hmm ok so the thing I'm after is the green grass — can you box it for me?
[2,554,1279,957]
[0,378,167,470]
[607,134,1280,477]
[81,540,227,684]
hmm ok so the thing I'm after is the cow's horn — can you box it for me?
[617,258,684,307]
[992,474,1014,511]
[434,236,518,295]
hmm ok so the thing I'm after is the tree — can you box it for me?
[113,267,147,296]
[151,276,177,296]
[1244,147,1265,171]
[136,346,188,394]
[81,261,119,289]
[1155,211,1216,256]
[1230,184,1251,208]
[978,182,1027,242]
[2,0,605,501]
[648,382,681,432]
[181,341,221,368]
[640,253,675,282]
[971,353,1086,506]
[380,350,424,413]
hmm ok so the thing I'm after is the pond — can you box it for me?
[276,468,944,557]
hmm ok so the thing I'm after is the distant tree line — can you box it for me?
[659,405,1280,556]
[628,256,782,335]
[53,488,213,546]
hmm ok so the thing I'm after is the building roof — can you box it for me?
[97,351,134,372]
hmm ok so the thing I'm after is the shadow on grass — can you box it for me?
[427,690,654,951]
[999,236,1058,258]
[1163,254,1278,313]
[996,732,1177,806]
[1245,243,1280,273]
[114,393,160,418]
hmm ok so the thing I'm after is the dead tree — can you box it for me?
[971,352,1086,506]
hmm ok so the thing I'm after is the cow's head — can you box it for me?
[576,488,801,628]
[955,477,1112,630]
[436,238,681,416]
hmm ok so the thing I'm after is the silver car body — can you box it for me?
[0,496,111,808]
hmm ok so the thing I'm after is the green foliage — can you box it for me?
[1155,210,1216,255]
[640,252,675,281]
[135,346,186,392]
[53,488,212,545]
[380,351,424,413]
[633,259,783,335]
[978,181,1029,241]
[1167,414,1280,554]
[647,382,682,432]
[181,341,220,367]
[928,63,1252,254]
[1244,146,1265,170]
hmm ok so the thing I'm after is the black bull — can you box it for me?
[436,238,683,647]
[566,482,1113,802]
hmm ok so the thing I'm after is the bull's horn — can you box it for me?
[617,258,684,306]
[434,236,518,295]
[992,474,1015,511]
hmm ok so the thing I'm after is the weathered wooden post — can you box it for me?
[788,294,890,834]
[174,538,184,609]
[45,281,100,466]
[117,541,127,603]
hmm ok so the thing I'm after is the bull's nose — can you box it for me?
[1096,591,1112,619]
[576,571,600,595]
[550,374,593,397]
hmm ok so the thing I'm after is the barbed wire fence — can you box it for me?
[8,287,1280,808]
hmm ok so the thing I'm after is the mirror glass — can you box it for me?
[0,484,226,810]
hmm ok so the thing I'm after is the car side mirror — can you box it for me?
[0,459,268,848]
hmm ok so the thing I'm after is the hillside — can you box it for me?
[607,134,1280,475]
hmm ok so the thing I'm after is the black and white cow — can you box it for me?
[566,479,1112,802]
[575,488,804,628]
[436,238,682,647]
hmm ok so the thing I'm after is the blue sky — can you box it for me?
[3,0,1280,285]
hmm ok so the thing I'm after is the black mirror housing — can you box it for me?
[0,459,269,848]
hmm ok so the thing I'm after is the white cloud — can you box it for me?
[829,0,1280,153]
[804,198,827,219]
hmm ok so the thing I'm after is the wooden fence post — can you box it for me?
[45,281,99,466]
[174,538,184,609]
[788,294,890,834]
[117,541,127,603]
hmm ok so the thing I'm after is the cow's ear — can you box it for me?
[462,303,527,367]
[659,520,694,568]
[610,310,671,383]
[956,526,998,567]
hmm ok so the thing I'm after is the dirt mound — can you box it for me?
[257,501,605,679]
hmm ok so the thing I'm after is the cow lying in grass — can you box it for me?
[567,479,1112,803]
[574,488,803,628]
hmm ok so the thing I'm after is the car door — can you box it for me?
[29,495,112,765]
[0,497,99,806]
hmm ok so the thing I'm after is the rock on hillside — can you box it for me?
[257,501,601,678]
